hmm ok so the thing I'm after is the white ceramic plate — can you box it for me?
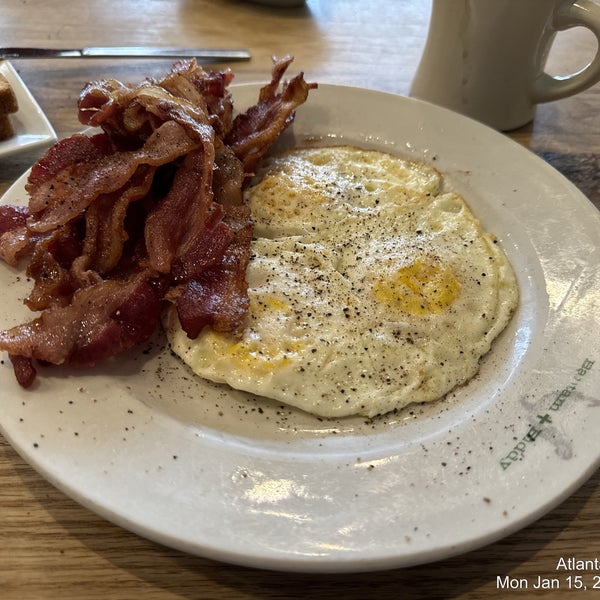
[0,84,598,573]
[0,61,57,159]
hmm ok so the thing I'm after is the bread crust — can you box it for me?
[0,73,19,114]
[0,113,16,141]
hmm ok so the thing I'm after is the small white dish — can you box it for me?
[0,61,57,159]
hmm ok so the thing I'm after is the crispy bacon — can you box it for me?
[0,272,164,367]
[9,355,37,389]
[212,140,244,208]
[160,61,235,137]
[79,60,235,145]
[27,121,199,232]
[27,133,115,187]
[0,205,34,266]
[145,143,219,275]
[167,137,252,336]
[77,80,133,129]
[226,55,318,174]
[0,204,29,234]
[24,219,83,311]
[80,164,156,275]
[168,196,253,337]
[0,56,315,386]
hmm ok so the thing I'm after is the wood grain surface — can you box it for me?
[1,1,599,598]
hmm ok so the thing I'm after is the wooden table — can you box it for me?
[1,1,599,597]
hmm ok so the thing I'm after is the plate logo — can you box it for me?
[500,358,595,470]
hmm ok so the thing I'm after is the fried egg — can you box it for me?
[164,146,518,418]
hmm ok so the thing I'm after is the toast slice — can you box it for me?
[0,73,19,114]
[0,113,16,141]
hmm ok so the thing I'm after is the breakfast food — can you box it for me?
[0,73,19,141]
[0,58,517,421]
[0,57,316,387]
[164,146,519,418]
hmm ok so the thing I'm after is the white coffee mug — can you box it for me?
[410,0,600,130]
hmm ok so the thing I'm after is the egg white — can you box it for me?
[164,146,518,418]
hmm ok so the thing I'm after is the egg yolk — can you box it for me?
[224,337,305,374]
[372,259,460,315]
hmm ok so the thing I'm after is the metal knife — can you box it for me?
[0,46,251,61]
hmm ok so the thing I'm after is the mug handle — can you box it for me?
[532,0,600,102]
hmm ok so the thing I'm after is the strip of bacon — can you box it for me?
[79,79,215,148]
[24,219,83,311]
[79,60,235,143]
[145,143,219,275]
[0,205,33,266]
[77,79,133,129]
[0,57,315,387]
[27,121,199,232]
[169,142,252,337]
[79,164,156,275]
[161,60,235,137]
[9,355,37,389]
[0,272,164,368]
[27,133,115,187]
[166,205,253,338]
[0,204,29,235]
[226,55,318,174]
